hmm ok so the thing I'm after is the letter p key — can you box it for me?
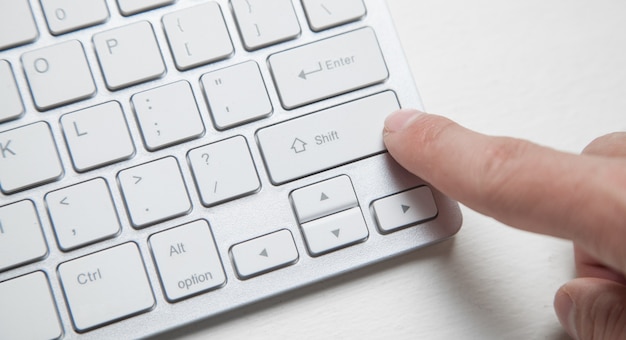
[106,39,118,54]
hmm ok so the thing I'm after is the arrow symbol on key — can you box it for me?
[259,249,268,257]
[60,197,69,206]
[401,205,411,213]
[320,192,329,201]
[298,62,323,80]
[331,229,341,238]
[134,176,142,184]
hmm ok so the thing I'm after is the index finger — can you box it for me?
[383,109,626,273]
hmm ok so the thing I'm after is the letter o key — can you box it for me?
[55,8,67,21]
[34,58,50,73]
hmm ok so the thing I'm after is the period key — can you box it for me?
[149,220,226,301]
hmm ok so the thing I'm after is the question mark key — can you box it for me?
[187,136,260,207]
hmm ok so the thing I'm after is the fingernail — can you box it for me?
[384,109,425,134]
[554,288,579,340]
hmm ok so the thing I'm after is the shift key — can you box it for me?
[268,27,388,109]
[256,91,399,184]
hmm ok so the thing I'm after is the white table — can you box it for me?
[160,1,626,338]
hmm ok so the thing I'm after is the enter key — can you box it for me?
[268,27,388,109]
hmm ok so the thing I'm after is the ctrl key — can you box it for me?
[0,271,63,340]
[58,242,155,332]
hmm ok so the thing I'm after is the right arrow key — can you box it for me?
[372,186,439,234]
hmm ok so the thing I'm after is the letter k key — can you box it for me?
[0,140,16,158]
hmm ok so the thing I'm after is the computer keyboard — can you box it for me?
[0,0,462,338]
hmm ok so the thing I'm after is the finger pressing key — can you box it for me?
[383,109,626,274]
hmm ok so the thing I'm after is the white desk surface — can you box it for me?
[160,1,626,339]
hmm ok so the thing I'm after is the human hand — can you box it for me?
[383,109,626,340]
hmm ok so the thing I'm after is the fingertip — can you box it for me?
[582,132,626,157]
[383,109,426,135]
[554,284,578,340]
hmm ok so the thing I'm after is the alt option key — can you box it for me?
[149,220,226,302]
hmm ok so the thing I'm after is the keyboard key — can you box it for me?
[131,81,204,151]
[22,40,96,110]
[41,0,110,35]
[58,242,155,332]
[118,157,191,228]
[230,229,298,279]
[149,220,226,302]
[0,60,24,123]
[117,0,176,16]
[231,0,301,51]
[0,272,62,340]
[46,178,121,251]
[60,101,135,172]
[256,91,399,184]
[200,61,272,130]
[188,136,260,207]
[0,201,48,272]
[162,2,233,70]
[0,122,64,194]
[372,186,439,233]
[268,27,388,109]
[290,175,358,223]
[0,0,38,50]
[301,207,368,256]
[93,21,166,90]
[302,0,366,31]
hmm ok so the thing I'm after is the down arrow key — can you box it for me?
[301,207,368,256]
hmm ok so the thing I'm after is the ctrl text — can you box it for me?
[77,268,102,285]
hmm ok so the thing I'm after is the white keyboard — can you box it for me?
[0,0,462,338]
